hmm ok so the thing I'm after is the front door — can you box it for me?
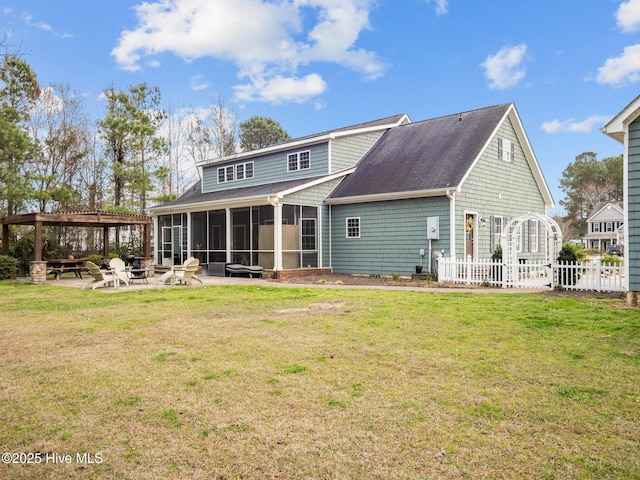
[465,214,475,259]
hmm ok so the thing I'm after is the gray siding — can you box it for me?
[456,117,548,259]
[283,178,345,268]
[629,118,640,291]
[201,143,329,192]
[330,197,450,276]
[330,132,385,172]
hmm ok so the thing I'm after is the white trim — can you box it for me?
[325,187,453,205]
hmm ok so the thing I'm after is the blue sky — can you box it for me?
[3,0,640,214]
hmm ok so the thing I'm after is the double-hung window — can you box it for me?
[217,161,254,183]
[530,220,539,253]
[498,138,515,163]
[287,151,311,172]
[346,217,360,238]
[491,216,503,249]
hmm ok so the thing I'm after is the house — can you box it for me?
[583,202,624,252]
[150,103,554,278]
[601,95,640,304]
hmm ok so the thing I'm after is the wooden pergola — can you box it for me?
[1,211,152,261]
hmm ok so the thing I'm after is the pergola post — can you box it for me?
[34,221,43,262]
[103,226,110,259]
[2,223,8,256]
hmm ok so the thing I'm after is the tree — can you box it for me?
[0,55,40,216]
[27,83,89,212]
[559,152,623,236]
[239,116,290,152]
[98,83,167,214]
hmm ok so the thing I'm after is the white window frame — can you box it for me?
[287,151,311,172]
[218,161,254,183]
[498,138,515,163]
[492,216,503,249]
[346,217,360,238]
[592,223,600,233]
[605,222,614,232]
[530,220,539,253]
[515,223,523,253]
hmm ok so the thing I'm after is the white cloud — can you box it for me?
[234,73,327,103]
[425,0,448,16]
[111,0,383,104]
[20,13,51,32]
[597,43,640,86]
[541,115,612,134]
[481,44,527,90]
[617,0,640,33]
[190,74,209,91]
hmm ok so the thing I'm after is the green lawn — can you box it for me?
[0,282,638,479]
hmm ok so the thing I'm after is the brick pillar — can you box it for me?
[143,257,154,277]
[30,260,47,285]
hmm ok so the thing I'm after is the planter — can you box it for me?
[415,265,423,274]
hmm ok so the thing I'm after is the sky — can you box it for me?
[3,0,640,215]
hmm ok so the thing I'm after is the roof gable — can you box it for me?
[588,202,624,222]
[328,104,512,201]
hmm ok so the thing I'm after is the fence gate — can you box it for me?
[500,213,563,289]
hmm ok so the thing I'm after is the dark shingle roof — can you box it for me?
[328,103,511,199]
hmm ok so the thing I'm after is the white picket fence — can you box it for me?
[437,256,625,292]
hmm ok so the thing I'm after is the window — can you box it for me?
[287,151,311,172]
[530,220,539,253]
[346,217,360,238]
[606,222,614,232]
[498,138,515,162]
[217,161,254,183]
[225,166,235,182]
[491,216,503,249]
[515,223,523,253]
[592,223,600,233]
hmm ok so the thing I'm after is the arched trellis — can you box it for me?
[500,213,563,288]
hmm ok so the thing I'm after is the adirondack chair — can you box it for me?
[108,257,131,285]
[160,257,200,286]
[158,257,203,285]
[82,261,129,290]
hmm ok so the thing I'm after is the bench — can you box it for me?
[225,264,264,278]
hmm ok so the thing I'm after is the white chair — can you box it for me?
[159,257,203,285]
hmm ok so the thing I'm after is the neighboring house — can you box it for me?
[602,95,640,304]
[583,202,624,251]
[150,103,554,278]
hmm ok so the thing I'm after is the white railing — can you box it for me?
[437,256,625,292]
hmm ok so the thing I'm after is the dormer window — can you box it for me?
[287,151,311,172]
[217,161,254,183]
[498,138,514,163]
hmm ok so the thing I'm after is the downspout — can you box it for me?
[267,196,282,276]
[447,190,456,257]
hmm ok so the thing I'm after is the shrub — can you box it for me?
[557,243,579,286]
[601,254,622,266]
[0,255,19,280]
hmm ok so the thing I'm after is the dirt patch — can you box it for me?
[275,300,347,313]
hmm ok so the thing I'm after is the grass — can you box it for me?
[0,281,638,479]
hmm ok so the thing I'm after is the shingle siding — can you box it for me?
[330,132,385,172]
[201,143,329,192]
[629,118,640,291]
[456,117,548,259]
[330,197,450,276]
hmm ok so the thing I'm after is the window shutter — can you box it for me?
[510,141,515,162]
[498,138,503,160]
[528,219,533,252]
